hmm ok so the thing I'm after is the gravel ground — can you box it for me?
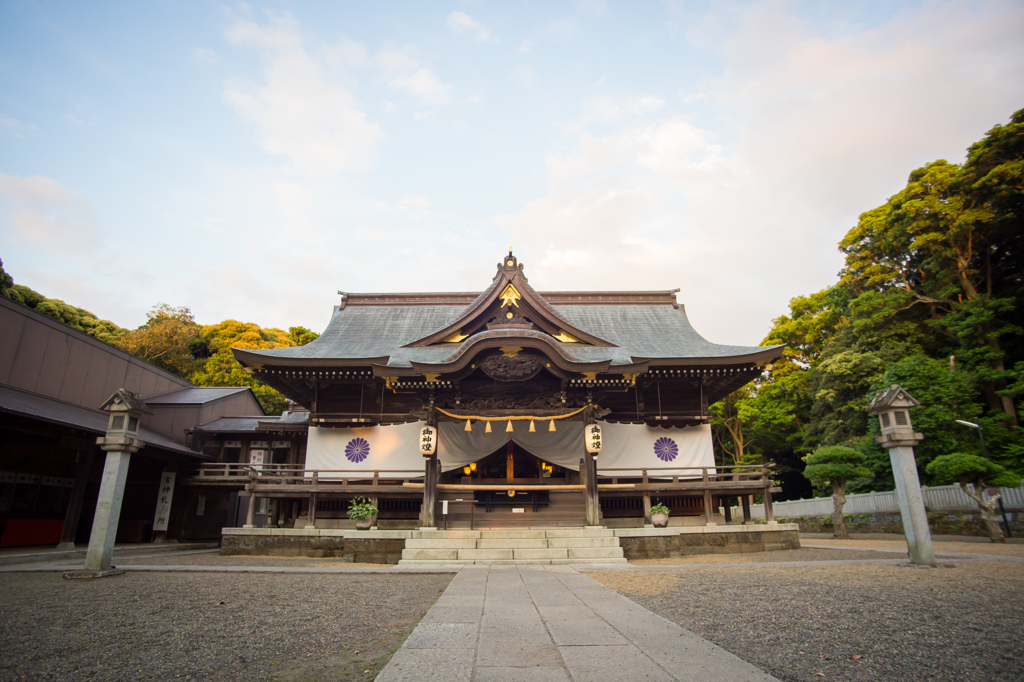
[0,571,452,682]
[592,560,1024,682]
[802,537,1024,558]
[630,548,900,566]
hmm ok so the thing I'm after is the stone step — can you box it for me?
[401,548,459,561]
[546,537,619,548]
[405,538,479,549]
[478,530,547,539]
[457,548,514,560]
[550,557,629,564]
[476,538,549,549]
[543,528,615,538]
[413,530,481,539]
[513,548,568,560]
[567,547,624,559]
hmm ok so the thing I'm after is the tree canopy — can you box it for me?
[711,107,1024,499]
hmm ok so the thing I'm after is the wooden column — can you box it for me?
[306,492,317,528]
[702,467,715,525]
[583,452,600,526]
[422,409,439,528]
[723,498,733,524]
[742,495,752,524]
[641,469,651,525]
[369,495,379,529]
[762,465,774,522]
[422,456,438,527]
[57,449,95,550]
[703,489,715,526]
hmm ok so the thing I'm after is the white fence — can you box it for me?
[731,484,1024,519]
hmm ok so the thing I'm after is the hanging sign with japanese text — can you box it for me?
[152,471,176,532]
[420,425,438,456]
[585,423,603,455]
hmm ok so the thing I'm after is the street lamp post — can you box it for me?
[954,419,1012,538]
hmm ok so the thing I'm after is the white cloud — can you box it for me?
[446,11,497,43]
[512,64,536,86]
[193,47,220,64]
[0,173,100,254]
[583,95,665,122]
[223,13,382,176]
[517,39,536,54]
[0,116,39,138]
[496,0,1024,345]
[377,47,452,104]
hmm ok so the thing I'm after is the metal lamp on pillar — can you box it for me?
[868,385,936,566]
[66,390,151,579]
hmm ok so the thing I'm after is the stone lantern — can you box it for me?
[68,390,151,578]
[869,385,924,448]
[868,384,935,566]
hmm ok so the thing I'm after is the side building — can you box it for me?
[0,296,264,548]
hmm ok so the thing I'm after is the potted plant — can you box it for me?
[347,496,378,530]
[650,501,670,528]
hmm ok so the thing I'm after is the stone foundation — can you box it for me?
[221,529,408,563]
[614,524,801,560]
[222,523,801,563]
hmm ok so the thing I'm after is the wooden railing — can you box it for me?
[597,464,773,485]
[189,462,424,486]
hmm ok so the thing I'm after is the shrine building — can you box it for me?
[187,251,796,562]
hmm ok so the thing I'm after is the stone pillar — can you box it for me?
[83,451,132,572]
[868,384,935,566]
[57,449,94,551]
[422,456,438,528]
[890,446,936,565]
[244,492,257,528]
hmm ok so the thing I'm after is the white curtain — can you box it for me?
[596,423,714,478]
[306,424,426,478]
[304,421,715,479]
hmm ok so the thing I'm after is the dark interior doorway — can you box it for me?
[441,441,567,484]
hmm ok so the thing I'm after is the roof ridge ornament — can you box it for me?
[499,283,522,308]
[496,248,526,281]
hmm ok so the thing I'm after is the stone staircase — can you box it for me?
[398,527,627,565]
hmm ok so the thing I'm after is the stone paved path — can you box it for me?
[377,564,778,682]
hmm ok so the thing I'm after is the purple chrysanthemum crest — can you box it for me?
[653,436,678,462]
[345,437,370,463]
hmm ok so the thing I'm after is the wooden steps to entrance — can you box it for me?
[397,527,627,565]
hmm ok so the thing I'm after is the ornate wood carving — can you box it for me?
[478,353,544,382]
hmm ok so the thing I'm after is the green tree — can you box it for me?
[288,326,319,346]
[117,305,199,377]
[189,320,299,415]
[803,445,873,539]
[926,453,1021,543]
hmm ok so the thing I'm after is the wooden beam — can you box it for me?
[401,483,636,491]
